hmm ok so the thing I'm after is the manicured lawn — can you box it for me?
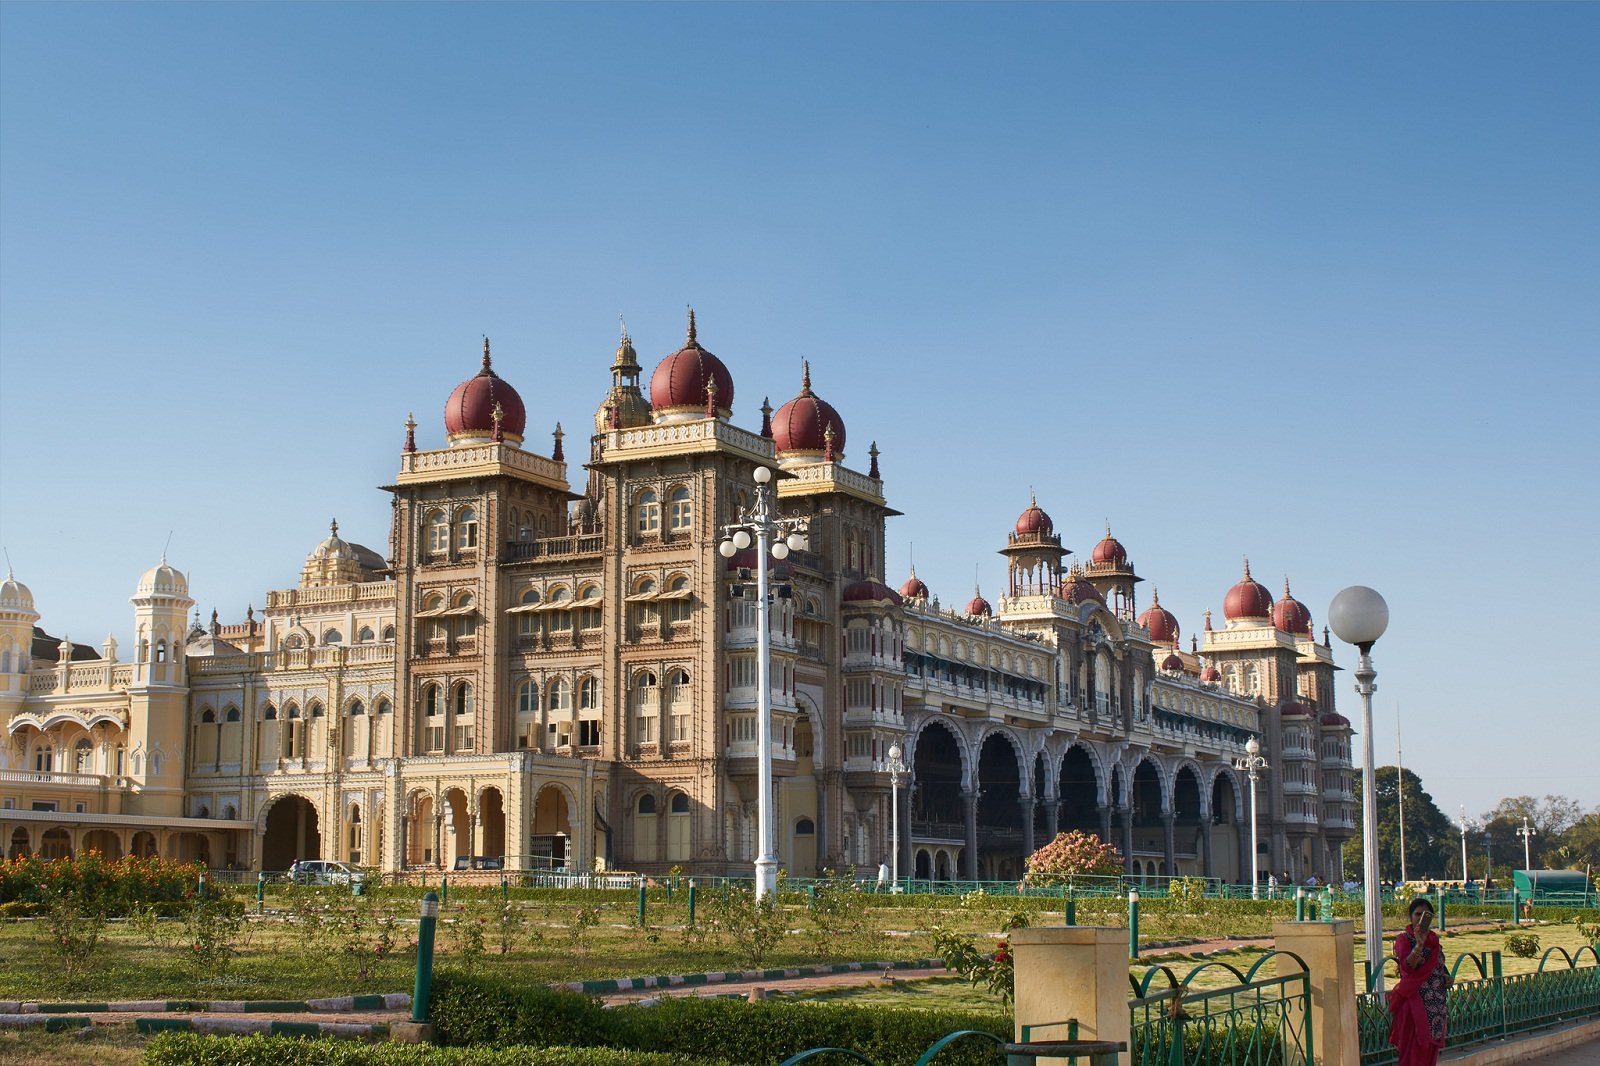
[0,1027,144,1066]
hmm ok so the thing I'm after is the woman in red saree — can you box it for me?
[1388,897,1450,1066]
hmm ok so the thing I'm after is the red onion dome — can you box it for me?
[965,591,992,617]
[649,309,734,419]
[1137,588,1179,644]
[1091,526,1127,566]
[1320,712,1350,729]
[444,339,527,444]
[1280,702,1315,718]
[1014,495,1054,536]
[842,580,904,605]
[1061,562,1105,606]
[898,569,930,601]
[771,361,846,460]
[1272,578,1313,635]
[1223,559,1275,621]
[1161,651,1184,673]
[1200,664,1221,683]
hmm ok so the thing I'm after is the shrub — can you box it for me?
[701,883,786,968]
[1025,831,1124,885]
[1505,932,1541,958]
[930,910,1028,1006]
[0,853,201,914]
[143,1032,724,1066]
[429,972,1010,1065]
[181,888,248,987]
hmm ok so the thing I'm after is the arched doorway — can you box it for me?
[1131,759,1165,877]
[131,830,158,859]
[910,720,965,875]
[406,792,435,867]
[792,816,816,874]
[262,795,321,871]
[1173,766,1204,876]
[532,785,572,871]
[442,789,469,869]
[975,732,1024,880]
[9,827,30,859]
[479,788,505,862]
[1211,772,1242,882]
[1058,745,1100,834]
[83,829,122,859]
[40,827,72,860]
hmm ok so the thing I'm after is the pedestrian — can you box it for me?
[1388,896,1450,1066]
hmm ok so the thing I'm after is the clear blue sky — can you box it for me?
[2,3,1595,828]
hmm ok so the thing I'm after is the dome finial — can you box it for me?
[686,306,697,344]
[330,518,339,538]
[801,359,812,395]
[619,315,630,345]
[482,336,492,372]
[1242,556,1252,579]
[760,397,773,438]
[869,440,880,479]
[552,422,565,462]
[404,412,417,453]
[1151,587,1160,605]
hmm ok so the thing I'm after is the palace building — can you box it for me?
[0,315,1357,884]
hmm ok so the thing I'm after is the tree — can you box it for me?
[1341,767,1456,882]
[1025,830,1123,884]
[1479,795,1593,871]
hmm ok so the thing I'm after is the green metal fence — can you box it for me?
[1129,953,1313,1066]
[1357,946,1600,1066]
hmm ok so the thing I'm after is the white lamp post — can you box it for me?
[1235,736,1269,900]
[719,465,808,900]
[1459,806,1471,885]
[887,740,908,891]
[1517,816,1535,871]
[1329,584,1390,991]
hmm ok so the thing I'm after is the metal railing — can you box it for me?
[1129,953,1313,1066]
[1357,946,1600,1065]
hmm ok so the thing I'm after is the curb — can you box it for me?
[0,993,409,1015]
[560,958,948,996]
[135,1017,390,1038]
[0,1013,93,1031]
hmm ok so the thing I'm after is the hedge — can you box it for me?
[429,971,1011,1066]
[143,1033,723,1066]
[1,854,203,914]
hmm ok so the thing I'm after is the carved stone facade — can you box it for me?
[0,317,1355,884]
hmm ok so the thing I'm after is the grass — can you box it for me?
[0,1027,144,1066]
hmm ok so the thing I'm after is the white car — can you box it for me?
[287,859,368,886]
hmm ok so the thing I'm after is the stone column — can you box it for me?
[1021,793,1036,861]
[1119,805,1133,869]
[1162,810,1176,876]
[962,790,978,880]
[1274,920,1359,1066]
[1043,793,1059,842]
[1011,927,1131,1065]
[1201,822,1214,879]
[1097,803,1111,841]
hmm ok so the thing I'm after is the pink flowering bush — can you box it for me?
[1024,830,1123,885]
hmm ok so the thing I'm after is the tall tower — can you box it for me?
[125,557,195,815]
[0,568,40,713]
[1000,496,1065,598]
[1084,526,1142,621]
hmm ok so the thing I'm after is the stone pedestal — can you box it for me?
[1011,926,1130,1065]
[1274,919,1359,1066]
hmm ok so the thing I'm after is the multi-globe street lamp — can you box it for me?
[1329,584,1390,992]
[1234,737,1270,900]
[718,465,809,901]
[1517,817,1535,871]
[887,741,909,891]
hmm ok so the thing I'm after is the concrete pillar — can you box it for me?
[1021,793,1036,862]
[1043,793,1059,843]
[1012,927,1130,1065]
[962,790,978,880]
[1274,920,1359,1066]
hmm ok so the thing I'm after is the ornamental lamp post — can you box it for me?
[1459,806,1471,885]
[1517,816,1535,871]
[718,465,809,901]
[1329,584,1390,992]
[1234,736,1269,900]
[887,741,908,891]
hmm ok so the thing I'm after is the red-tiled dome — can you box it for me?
[965,592,992,617]
[1137,588,1179,644]
[772,362,845,459]
[1281,702,1315,718]
[1223,560,1275,621]
[898,570,930,600]
[649,310,734,417]
[1320,712,1350,728]
[722,547,791,580]
[1062,563,1105,606]
[444,339,526,443]
[1014,496,1054,537]
[1091,527,1127,566]
[1161,651,1184,672]
[1272,579,1313,635]
[842,580,903,605]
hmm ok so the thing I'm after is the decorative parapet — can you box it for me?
[266,581,396,610]
[25,663,136,696]
[777,461,887,507]
[602,419,775,464]
[189,643,396,677]
[396,442,568,491]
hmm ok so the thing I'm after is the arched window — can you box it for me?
[515,680,539,748]
[668,486,692,531]
[579,676,598,711]
[155,640,168,663]
[635,488,660,534]
[548,677,571,713]
[287,703,301,720]
[637,794,657,815]
[549,586,573,633]
[666,791,691,862]
[667,574,692,624]
[452,683,474,750]
[263,703,277,721]
[357,626,374,643]
[635,793,658,862]
[323,629,342,645]
[518,587,541,637]
[667,668,691,742]
[285,634,304,650]
[426,510,449,554]
[632,671,658,744]
[578,585,602,630]
[225,706,240,722]
[421,684,443,751]
[349,699,365,716]
[456,507,478,550]
[201,708,216,724]
[74,738,93,774]
[455,590,478,636]
[309,701,325,718]
[376,697,391,715]
[382,625,396,642]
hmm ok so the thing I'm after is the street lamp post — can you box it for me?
[1234,737,1269,900]
[719,465,809,901]
[1517,817,1535,871]
[1329,585,1390,992]
[1459,806,1471,884]
[887,741,908,891]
